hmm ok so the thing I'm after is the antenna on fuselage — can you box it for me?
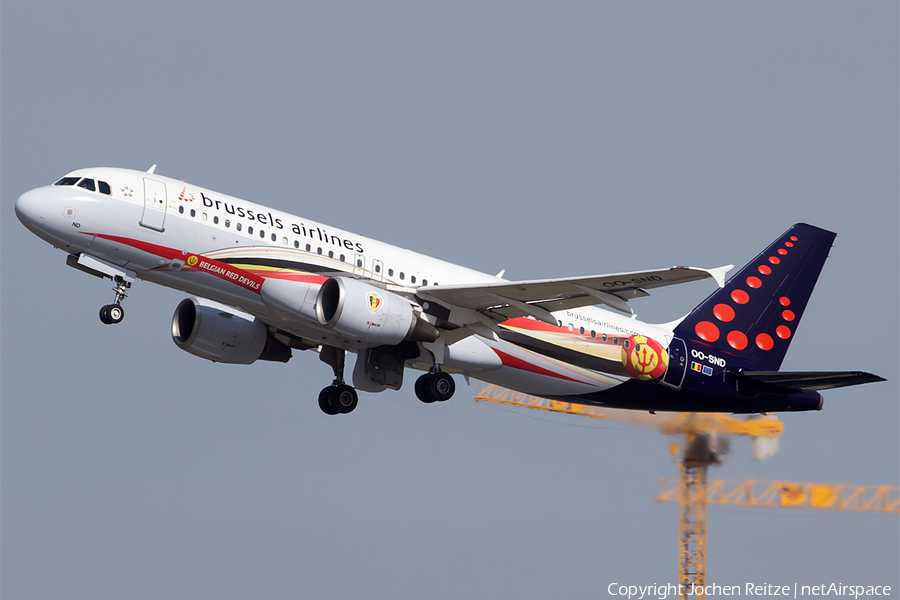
[146,164,157,174]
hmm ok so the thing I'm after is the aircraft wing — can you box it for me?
[416,265,731,327]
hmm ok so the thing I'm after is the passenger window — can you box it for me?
[98,181,111,195]
[591,330,596,338]
[580,327,585,335]
[201,213,208,221]
[260,230,265,238]
[190,209,196,217]
[294,240,299,248]
[213,216,219,224]
[399,272,405,280]
[328,250,334,258]
[77,178,96,192]
[411,275,417,284]
[422,279,427,286]
[306,244,311,251]
[613,337,619,345]
[282,237,288,245]
[54,177,80,186]
[225,220,230,228]
[357,259,363,267]
[388,268,394,277]
[375,264,381,273]
[271,233,276,241]
[248,226,253,235]
[602,333,608,342]
[318,247,323,255]
[624,340,630,349]
[568,324,574,332]
[236,223,242,231]
[179,206,184,214]
[340,254,345,262]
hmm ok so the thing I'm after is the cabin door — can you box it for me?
[661,338,687,390]
[140,178,167,232]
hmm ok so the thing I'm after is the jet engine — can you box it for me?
[171,297,291,364]
[315,277,439,345]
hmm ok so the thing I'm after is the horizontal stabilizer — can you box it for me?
[732,371,886,393]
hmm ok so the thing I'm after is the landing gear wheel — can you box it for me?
[415,374,436,403]
[99,304,124,325]
[428,372,455,402]
[415,372,455,403]
[331,384,359,414]
[318,387,339,415]
[107,304,124,324]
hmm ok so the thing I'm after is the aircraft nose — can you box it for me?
[15,186,55,229]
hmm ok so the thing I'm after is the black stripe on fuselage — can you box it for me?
[218,256,347,274]
[497,328,624,374]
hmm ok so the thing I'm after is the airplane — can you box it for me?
[15,165,885,415]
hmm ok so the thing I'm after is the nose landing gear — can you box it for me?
[99,303,124,324]
[99,275,131,325]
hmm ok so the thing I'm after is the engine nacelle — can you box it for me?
[315,277,439,345]
[259,278,319,323]
[171,297,291,364]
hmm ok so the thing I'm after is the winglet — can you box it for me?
[708,264,733,288]
[681,264,732,288]
[147,164,157,174]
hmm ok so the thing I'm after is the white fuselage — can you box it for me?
[16,167,671,398]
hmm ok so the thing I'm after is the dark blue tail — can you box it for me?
[673,223,836,371]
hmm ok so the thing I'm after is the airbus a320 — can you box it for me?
[15,166,884,415]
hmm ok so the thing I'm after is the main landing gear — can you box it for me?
[318,346,359,415]
[414,369,455,404]
[99,275,131,325]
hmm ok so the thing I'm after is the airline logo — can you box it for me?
[621,335,668,381]
[367,292,383,313]
[178,187,195,202]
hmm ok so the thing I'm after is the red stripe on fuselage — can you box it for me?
[491,348,583,383]
[88,233,265,294]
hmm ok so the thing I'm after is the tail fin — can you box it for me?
[673,223,836,371]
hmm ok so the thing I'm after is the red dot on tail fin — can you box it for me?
[713,304,735,322]
[756,333,774,351]
[695,321,720,342]
[727,331,748,350]
[731,289,750,304]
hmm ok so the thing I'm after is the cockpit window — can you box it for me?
[54,177,81,186]
[98,181,111,195]
[77,178,96,192]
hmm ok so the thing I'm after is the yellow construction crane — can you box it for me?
[473,383,899,599]
[656,479,900,513]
